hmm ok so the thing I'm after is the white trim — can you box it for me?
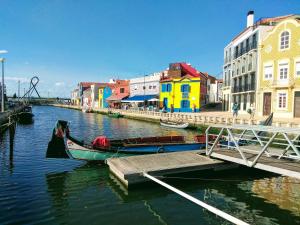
[278,29,291,51]
[262,19,300,43]
[277,90,288,110]
[294,58,300,77]
[263,61,274,80]
[277,61,289,82]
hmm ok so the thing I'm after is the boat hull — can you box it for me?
[66,138,205,161]
[160,122,189,129]
[120,143,205,153]
[18,112,34,124]
[66,139,130,161]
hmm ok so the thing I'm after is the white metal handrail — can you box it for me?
[205,125,300,168]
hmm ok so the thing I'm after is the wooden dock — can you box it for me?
[106,150,232,187]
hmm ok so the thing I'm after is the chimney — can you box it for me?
[247,11,254,27]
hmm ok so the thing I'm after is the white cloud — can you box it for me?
[55,82,65,86]
[5,76,29,83]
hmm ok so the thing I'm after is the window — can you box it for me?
[279,63,288,80]
[181,100,190,108]
[166,84,172,92]
[264,65,273,79]
[296,62,300,76]
[280,31,290,50]
[120,88,125,93]
[181,84,190,93]
[153,86,156,89]
[278,93,287,109]
[149,86,152,89]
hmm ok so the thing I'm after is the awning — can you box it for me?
[121,95,159,103]
[106,94,128,102]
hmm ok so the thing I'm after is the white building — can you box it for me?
[208,80,223,103]
[122,72,162,109]
[129,73,161,97]
[222,11,281,113]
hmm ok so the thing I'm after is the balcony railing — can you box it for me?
[232,83,256,93]
[271,78,295,88]
[233,42,257,59]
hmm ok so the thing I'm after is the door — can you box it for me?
[263,92,272,116]
[294,92,300,117]
[163,98,168,108]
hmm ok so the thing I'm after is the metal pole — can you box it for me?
[1,59,5,112]
[143,172,250,225]
[144,74,146,109]
[18,80,20,101]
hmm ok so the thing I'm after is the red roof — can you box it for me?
[80,82,106,88]
[106,93,129,101]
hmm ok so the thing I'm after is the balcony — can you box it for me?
[233,42,257,59]
[232,83,255,93]
[271,78,295,88]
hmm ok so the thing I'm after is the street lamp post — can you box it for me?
[0,58,5,112]
[0,50,8,113]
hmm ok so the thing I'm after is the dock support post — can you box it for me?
[143,172,250,225]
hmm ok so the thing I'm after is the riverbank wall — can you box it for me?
[51,104,300,128]
[0,105,26,132]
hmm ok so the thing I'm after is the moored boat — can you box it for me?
[107,112,124,118]
[46,120,205,162]
[160,119,189,129]
[18,106,34,124]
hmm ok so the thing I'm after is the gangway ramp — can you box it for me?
[206,124,300,179]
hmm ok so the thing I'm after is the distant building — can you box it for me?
[222,11,290,113]
[78,82,104,107]
[208,79,223,103]
[71,88,80,105]
[106,80,130,108]
[159,63,210,112]
[82,88,92,108]
[257,15,300,118]
[99,84,113,109]
[122,73,161,109]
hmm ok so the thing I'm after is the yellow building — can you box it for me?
[160,76,201,112]
[257,16,300,118]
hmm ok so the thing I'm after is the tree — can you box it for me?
[13,93,17,98]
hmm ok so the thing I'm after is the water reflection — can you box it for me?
[45,163,300,225]
[251,177,300,216]
[1,106,300,225]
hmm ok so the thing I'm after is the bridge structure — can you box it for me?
[205,124,300,179]
[7,76,70,105]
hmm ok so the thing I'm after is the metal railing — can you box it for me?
[205,124,300,172]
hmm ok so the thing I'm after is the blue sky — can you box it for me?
[1,0,299,97]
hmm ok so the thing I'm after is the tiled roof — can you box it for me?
[232,14,295,42]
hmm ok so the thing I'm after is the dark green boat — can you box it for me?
[46,120,206,162]
[107,112,123,118]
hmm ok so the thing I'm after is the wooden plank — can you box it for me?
[106,150,230,187]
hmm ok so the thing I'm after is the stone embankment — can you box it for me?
[52,104,300,128]
[0,105,26,131]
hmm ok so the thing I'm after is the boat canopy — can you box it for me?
[121,95,159,103]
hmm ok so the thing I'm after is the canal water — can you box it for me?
[0,106,300,225]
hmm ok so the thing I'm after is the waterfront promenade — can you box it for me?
[52,104,300,128]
